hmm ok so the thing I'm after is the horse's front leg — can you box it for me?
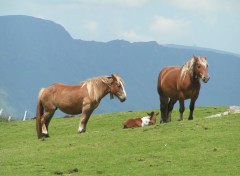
[178,93,185,121]
[78,105,94,133]
[188,99,196,120]
[168,99,177,122]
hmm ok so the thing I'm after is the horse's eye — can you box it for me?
[118,84,121,88]
[198,65,201,69]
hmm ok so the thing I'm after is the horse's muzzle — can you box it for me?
[120,98,126,102]
[119,96,127,102]
[202,75,210,83]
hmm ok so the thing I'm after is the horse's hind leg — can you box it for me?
[41,111,55,138]
[168,99,177,122]
[46,111,55,132]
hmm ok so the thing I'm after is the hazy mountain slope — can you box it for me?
[0,15,239,118]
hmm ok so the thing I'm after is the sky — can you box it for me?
[0,0,240,54]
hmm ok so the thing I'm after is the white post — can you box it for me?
[8,116,11,122]
[23,111,27,121]
[0,109,3,116]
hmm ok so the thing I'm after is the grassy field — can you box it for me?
[0,107,239,175]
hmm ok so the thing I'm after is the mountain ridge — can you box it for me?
[0,15,239,118]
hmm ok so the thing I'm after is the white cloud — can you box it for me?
[170,0,218,12]
[84,20,98,32]
[147,16,192,44]
[117,0,147,7]
[150,16,190,36]
[170,0,240,14]
[78,0,147,7]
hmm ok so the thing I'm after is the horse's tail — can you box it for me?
[36,88,44,139]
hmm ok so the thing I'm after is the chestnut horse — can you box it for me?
[123,111,159,128]
[36,74,127,139]
[157,56,210,123]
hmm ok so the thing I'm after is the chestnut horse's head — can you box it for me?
[193,56,210,83]
[109,74,127,102]
[147,111,159,124]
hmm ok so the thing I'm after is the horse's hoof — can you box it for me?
[78,129,86,133]
[42,133,50,138]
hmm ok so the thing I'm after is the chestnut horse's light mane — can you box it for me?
[180,57,196,80]
[81,74,124,101]
[81,76,109,101]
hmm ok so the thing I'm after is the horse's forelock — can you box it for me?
[113,74,125,85]
[199,57,208,68]
[111,74,127,98]
[114,75,126,90]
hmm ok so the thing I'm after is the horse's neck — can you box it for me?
[181,71,200,87]
[191,71,201,85]
[93,83,110,102]
[187,65,200,84]
[150,115,156,120]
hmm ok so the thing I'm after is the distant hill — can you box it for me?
[0,15,239,118]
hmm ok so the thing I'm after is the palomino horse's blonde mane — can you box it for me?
[180,56,208,81]
[81,74,124,101]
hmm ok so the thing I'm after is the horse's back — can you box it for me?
[158,66,181,98]
[39,83,85,114]
[50,83,81,89]
[43,83,83,95]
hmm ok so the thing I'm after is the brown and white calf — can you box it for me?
[123,111,159,129]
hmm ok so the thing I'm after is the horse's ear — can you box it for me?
[193,55,199,62]
[111,74,116,84]
[193,55,198,60]
[148,112,154,116]
[111,74,119,82]
[203,56,207,60]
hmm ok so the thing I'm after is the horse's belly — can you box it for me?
[159,67,180,99]
[58,106,82,115]
[162,87,179,99]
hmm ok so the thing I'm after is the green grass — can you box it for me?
[0,107,239,175]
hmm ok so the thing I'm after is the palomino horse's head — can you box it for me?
[109,74,127,102]
[193,56,210,83]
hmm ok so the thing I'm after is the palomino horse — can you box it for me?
[36,74,127,139]
[157,56,210,123]
[123,111,159,128]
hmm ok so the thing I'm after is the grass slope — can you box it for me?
[0,107,239,176]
